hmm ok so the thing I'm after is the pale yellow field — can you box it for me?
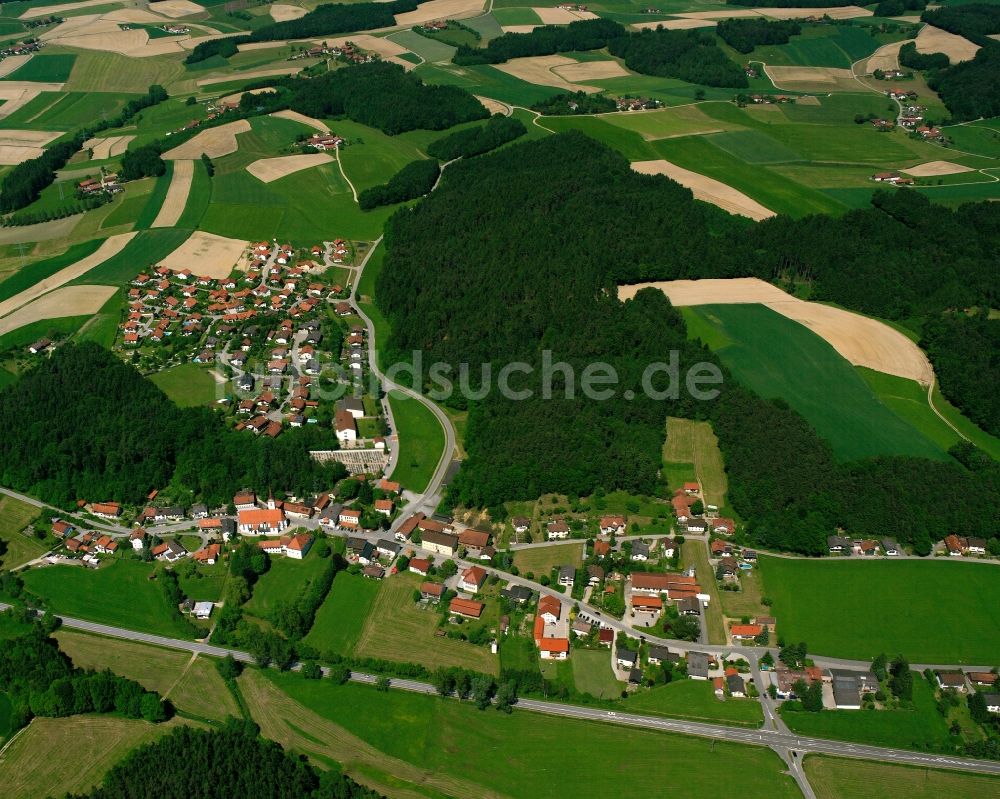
[617,277,934,383]
[151,159,194,228]
[476,95,510,115]
[162,118,251,159]
[901,160,974,177]
[102,8,172,24]
[158,231,246,278]
[632,18,717,30]
[0,82,65,121]
[40,13,192,57]
[270,108,329,133]
[0,145,46,163]
[862,40,908,74]
[676,5,870,19]
[0,54,32,78]
[394,0,485,25]
[533,6,599,23]
[631,159,776,221]
[270,3,307,21]
[246,152,332,183]
[0,232,134,319]
[553,59,629,82]
[18,0,112,18]
[0,285,117,336]
[326,34,409,59]
[84,134,134,160]
[196,66,302,87]
[495,54,602,93]
[0,130,63,164]
[766,65,859,91]
[915,25,979,63]
[501,24,539,33]
[219,86,275,106]
[148,0,205,18]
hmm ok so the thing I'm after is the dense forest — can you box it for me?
[426,115,527,161]
[375,133,1000,554]
[898,41,950,71]
[530,92,617,115]
[726,0,854,6]
[358,158,440,210]
[0,85,167,213]
[69,719,383,799]
[716,18,801,54]
[0,344,345,508]
[452,19,747,87]
[120,145,166,181]
[873,0,926,16]
[921,312,1000,438]
[0,617,167,733]
[922,3,1000,45]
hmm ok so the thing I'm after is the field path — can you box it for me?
[151,159,194,229]
[927,378,968,442]
[0,232,135,320]
[336,148,358,203]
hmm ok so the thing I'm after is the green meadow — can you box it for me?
[626,678,763,727]
[760,556,1000,663]
[387,391,448,493]
[5,53,77,82]
[683,304,947,461]
[150,363,221,408]
[302,571,381,655]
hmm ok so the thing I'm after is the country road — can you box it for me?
[5,603,999,778]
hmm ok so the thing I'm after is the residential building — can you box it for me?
[631,541,650,561]
[616,648,638,669]
[599,515,625,535]
[459,565,488,593]
[546,519,570,540]
[558,565,575,586]
[538,594,561,624]
[459,528,491,557]
[539,637,569,660]
[238,508,288,536]
[687,651,710,680]
[449,597,485,619]
[647,645,676,666]
[727,673,746,697]
[409,557,430,575]
[421,529,459,556]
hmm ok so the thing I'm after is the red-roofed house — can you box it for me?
[538,637,569,660]
[237,508,288,536]
[459,565,488,593]
[449,597,484,619]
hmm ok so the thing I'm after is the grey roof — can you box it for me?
[360,541,375,560]
[376,539,401,555]
[617,648,637,666]
[687,651,710,677]
[828,535,851,549]
[346,536,366,552]
[647,644,675,663]
[628,667,643,684]
[339,397,364,414]
[559,565,575,580]
[502,585,533,603]
[726,673,746,693]
[832,675,861,707]
[632,541,650,557]
[881,537,900,551]
[220,518,236,535]
[678,596,701,615]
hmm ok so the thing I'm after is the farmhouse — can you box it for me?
[599,515,625,535]
[421,529,459,556]
[238,508,288,535]
[91,502,122,518]
[459,528,492,557]
[459,565,488,593]
[546,519,570,540]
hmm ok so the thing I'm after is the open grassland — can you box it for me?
[0,314,89,352]
[416,61,560,108]
[5,52,77,82]
[63,49,186,93]
[0,715,191,799]
[681,305,945,462]
[627,677,763,727]
[512,542,582,576]
[805,755,1000,799]
[262,671,803,799]
[150,362,221,407]
[21,560,198,639]
[663,417,728,508]
[760,556,1000,663]
[0,235,115,307]
[387,391,447,493]
[355,572,498,675]
[302,570,380,656]
[3,90,137,130]
[73,290,123,347]
[682,540,726,645]
[717,564,769,620]
[747,24,883,68]
[244,550,327,619]
[783,676,951,751]
[0,495,44,569]
[168,655,241,721]
[335,118,427,193]
[54,629,190,695]
[570,648,622,699]
[69,227,191,285]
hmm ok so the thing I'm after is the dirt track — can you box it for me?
[631,160,775,221]
[617,277,934,383]
[151,159,194,228]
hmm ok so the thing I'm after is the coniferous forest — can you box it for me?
[376,132,1000,555]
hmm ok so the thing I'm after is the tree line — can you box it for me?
[530,91,616,115]
[374,132,1000,554]
[716,18,801,54]
[0,343,346,509]
[0,84,167,213]
[426,115,527,161]
[898,41,949,71]
[453,19,748,87]
[358,158,440,210]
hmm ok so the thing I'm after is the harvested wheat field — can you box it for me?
[219,86,274,106]
[0,81,65,120]
[495,55,602,93]
[553,59,629,82]
[533,6,599,23]
[0,285,117,336]
[197,66,301,87]
[84,134,134,160]
[476,95,510,115]
[901,160,974,177]
[618,277,933,383]
[766,65,858,91]
[863,40,907,74]
[269,108,329,133]
[151,159,194,228]
[270,3,307,22]
[246,153,331,183]
[0,145,47,164]
[0,129,64,163]
[632,18,716,30]
[148,0,205,17]
[915,25,979,63]
[101,9,171,24]
[0,54,32,78]
[395,0,485,25]
[18,0,112,18]
[501,24,539,33]
[631,159,776,222]
[0,232,135,319]
[158,231,246,279]
[162,119,251,160]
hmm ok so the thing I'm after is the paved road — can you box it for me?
[8,604,999,778]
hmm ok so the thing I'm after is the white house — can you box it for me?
[237,508,288,536]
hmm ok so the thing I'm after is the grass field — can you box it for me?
[69,228,192,286]
[760,556,1000,663]
[662,417,728,509]
[571,648,622,699]
[6,53,77,82]
[133,166,175,230]
[748,25,882,69]
[511,542,582,577]
[805,754,1000,799]
[261,671,803,799]
[244,550,328,619]
[717,564,769,621]
[683,304,947,462]
[627,678,763,727]
[54,629,190,696]
[175,157,213,230]
[0,315,89,352]
[783,676,951,751]
[302,571,380,656]
[73,291,123,348]
[22,560,197,639]
[150,363,221,407]
[499,632,539,673]
[168,656,241,721]
[354,572,498,675]
[0,495,44,569]
[0,715,191,799]
[0,238,103,304]
[387,391,446,493]
[682,540,726,645]
[63,50,186,94]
